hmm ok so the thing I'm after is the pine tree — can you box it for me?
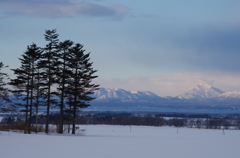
[0,62,11,111]
[27,44,42,133]
[10,43,42,134]
[34,64,45,133]
[65,43,99,134]
[38,29,59,133]
[56,40,74,134]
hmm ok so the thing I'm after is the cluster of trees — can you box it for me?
[2,113,240,130]
[0,29,99,134]
[82,115,165,126]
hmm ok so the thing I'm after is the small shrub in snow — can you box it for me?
[76,129,87,136]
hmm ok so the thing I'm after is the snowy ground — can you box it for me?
[1,125,240,158]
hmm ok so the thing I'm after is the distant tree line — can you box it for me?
[1,113,240,132]
[0,29,99,134]
[78,114,240,129]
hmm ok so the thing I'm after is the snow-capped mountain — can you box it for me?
[89,85,240,113]
[92,88,162,101]
[177,84,224,100]
[217,91,240,99]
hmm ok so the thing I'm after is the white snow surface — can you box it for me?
[1,125,240,158]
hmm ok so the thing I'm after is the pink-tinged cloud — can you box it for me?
[108,4,131,14]
[0,0,130,18]
[94,71,240,97]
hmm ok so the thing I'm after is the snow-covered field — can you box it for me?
[1,125,240,158]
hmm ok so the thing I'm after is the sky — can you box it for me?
[1,0,240,96]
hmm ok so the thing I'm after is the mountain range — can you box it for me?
[5,84,240,113]
[93,84,240,101]
[90,84,240,113]
[92,88,162,101]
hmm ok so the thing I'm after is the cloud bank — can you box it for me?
[125,25,240,75]
[0,0,130,18]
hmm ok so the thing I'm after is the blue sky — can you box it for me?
[1,0,240,96]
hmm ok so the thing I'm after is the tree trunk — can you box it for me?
[24,78,30,134]
[35,71,40,133]
[72,105,76,134]
[45,55,51,134]
[24,105,28,134]
[28,66,34,134]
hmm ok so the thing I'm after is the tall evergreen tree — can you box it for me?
[0,62,11,111]
[10,75,29,134]
[38,29,59,133]
[34,64,45,133]
[65,43,99,134]
[56,40,74,134]
[28,44,42,133]
[10,43,42,134]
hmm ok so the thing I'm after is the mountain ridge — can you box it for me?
[4,84,240,113]
[217,91,240,99]
[92,87,162,101]
[93,84,240,101]
[89,84,240,113]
